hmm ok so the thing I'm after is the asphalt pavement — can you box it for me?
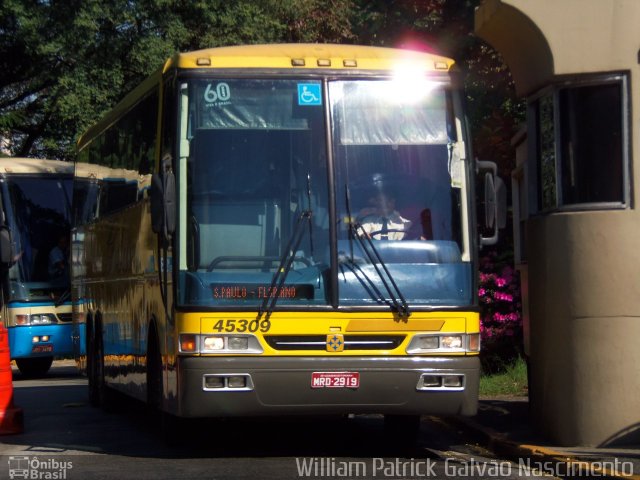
[4,361,640,479]
[444,396,640,479]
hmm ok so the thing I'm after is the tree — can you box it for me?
[351,0,524,165]
[0,0,358,160]
[1,0,522,165]
[0,0,75,157]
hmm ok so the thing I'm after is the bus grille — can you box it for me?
[57,313,73,323]
[264,335,405,351]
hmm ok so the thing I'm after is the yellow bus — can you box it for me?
[73,44,497,436]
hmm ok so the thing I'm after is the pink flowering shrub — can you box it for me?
[478,250,523,373]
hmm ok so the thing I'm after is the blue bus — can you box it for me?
[0,158,76,376]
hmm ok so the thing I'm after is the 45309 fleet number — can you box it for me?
[212,319,271,333]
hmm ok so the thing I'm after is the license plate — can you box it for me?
[32,345,53,353]
[311,372,360,389]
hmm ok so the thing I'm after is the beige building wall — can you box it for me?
[476,0,640,446]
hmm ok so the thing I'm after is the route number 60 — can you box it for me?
[204,83,231,103]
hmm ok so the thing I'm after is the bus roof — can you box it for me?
[78,43,456,151]
[0,157,73,176]
[75,162,148,185]
[164,43,455,72]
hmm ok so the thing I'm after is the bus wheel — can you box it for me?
[383,414,421,449]
[87,319,100,407]
[15,357,53,377]
[146,328,184,444]
[146,327,162,415]
[94,326,117,411]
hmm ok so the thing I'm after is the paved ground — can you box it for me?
[3,360,639,479]
[447,396,640,479]
[0,361,552,480]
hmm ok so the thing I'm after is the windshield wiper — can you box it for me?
[55,288,71,307]
[348,221,411,318]
[337,257,398,311]
[258,173,315,320]
[257,209,312,321]
[343,185,411,318]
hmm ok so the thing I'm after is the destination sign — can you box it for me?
[211,284,313,300]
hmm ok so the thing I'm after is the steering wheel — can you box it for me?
[357,214,406,239]
[365,228,407,239]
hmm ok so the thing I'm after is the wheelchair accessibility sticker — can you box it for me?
[297,83,322,106]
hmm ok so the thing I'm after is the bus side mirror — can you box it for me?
[164,171,176,235]
[150,155,176,239]
[150,173,164,234]
[477,160,507,246]
[0,226,14,267]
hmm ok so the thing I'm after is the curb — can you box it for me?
[442,416,640,480]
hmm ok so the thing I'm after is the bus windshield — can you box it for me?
[2,175,72,301]
[177,77,472,309]
[177,78,330,308]
[330,79,471,307]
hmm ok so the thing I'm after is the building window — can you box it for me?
[530,74,628,212]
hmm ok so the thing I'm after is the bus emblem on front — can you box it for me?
[327,334,344,352]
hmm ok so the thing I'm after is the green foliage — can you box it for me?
[479,250,524,374]
[0,0,523,190]
[479,355,528,397]
[352,0,447,46]
[0,0,364,159]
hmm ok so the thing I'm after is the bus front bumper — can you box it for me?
[8,324,74,359]
[176,355,479,418]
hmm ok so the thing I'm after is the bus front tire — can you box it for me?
[383,414,421,449]
[87,319,100,407]
[16,357,53,377]
[93,323,118,411]
[146,325,185,444]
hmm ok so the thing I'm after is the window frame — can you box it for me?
[528,72,631,214]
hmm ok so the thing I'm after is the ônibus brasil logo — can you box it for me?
[8,456,73,479]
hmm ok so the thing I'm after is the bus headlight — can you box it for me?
[227,337,249,350]
[201,335,255,352]
[441,335,463,349]
[201,336,252,351]
[406,334,475,354]
[12,314,55,326]
[203,336,225,351]
[202,335,251,353]
[412,336,439,350]
[178,334,263,354]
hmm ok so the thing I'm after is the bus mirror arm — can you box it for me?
[477,160,507,247]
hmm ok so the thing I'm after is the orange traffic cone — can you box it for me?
[0,325,24,434]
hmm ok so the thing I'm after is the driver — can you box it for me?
[357,192,412,240]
